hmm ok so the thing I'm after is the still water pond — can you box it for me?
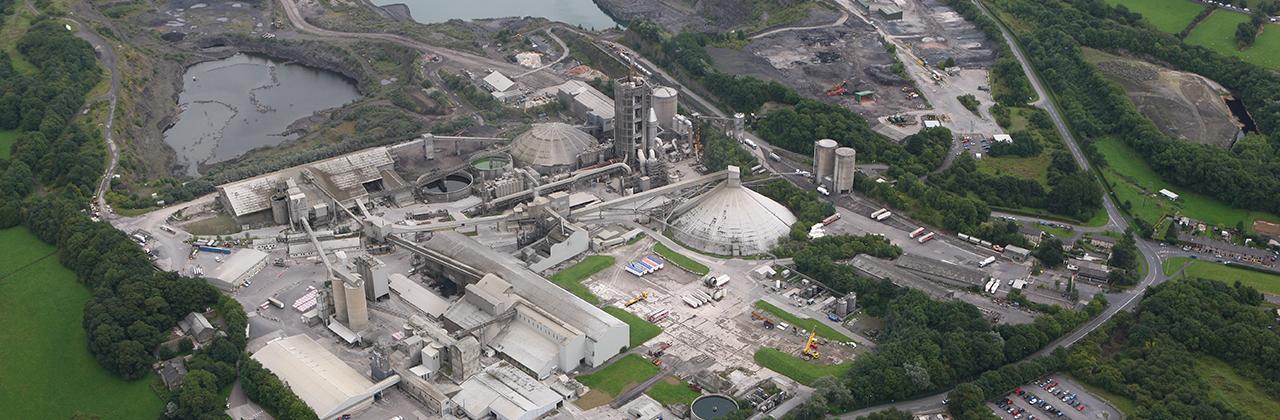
[164,53,360,176]
[372,0,617,30]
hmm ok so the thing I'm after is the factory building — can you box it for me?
[509,123,606,175]
[217,146,411,225]
[552,80,614,137]
[452,361,564,420]
[832,147,857,193]
[205,248,269,290]
[669,166,797,256]
[421,232,629,371]
[613,75,654,170]
[252,335,390,419]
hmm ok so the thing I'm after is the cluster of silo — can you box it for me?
[811,139,855,193]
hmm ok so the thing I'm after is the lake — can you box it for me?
[373,0,618,29]
[164,53,360,176]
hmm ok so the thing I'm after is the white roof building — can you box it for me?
[509,123,599,174]
[483,71,516,92]
[993,134,1013,143]
[669,166,797,256]
[389,273,450,318]
[251,335,377,419]
[452,361,563,420]
[1159,189,1179,201]
[206,248,269,290]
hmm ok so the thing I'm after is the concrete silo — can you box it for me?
[652,86,678,130]
[813,139,838,183]
[833,147,857,193]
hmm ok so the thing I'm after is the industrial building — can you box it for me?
[452,361,564,420]
[1004,245,1032,262]
[252,335,397,419]
[551,80,614,137]
[508,123,607,175]
[669,166,797,256]
[613,75,656,170]
[205,248,269,290]
[652,86,678,130]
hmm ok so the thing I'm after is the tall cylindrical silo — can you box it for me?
[813,139,838,182]
[652,86,678,130]
[833,147,857,193]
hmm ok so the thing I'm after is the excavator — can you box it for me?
[625,291,649,307]
[825,80,849,96]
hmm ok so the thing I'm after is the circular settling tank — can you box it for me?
[421,172,474,202]
[690,394,739,420]
[469,151,512,180]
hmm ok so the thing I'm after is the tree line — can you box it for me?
[784,224,1105,413]
[987,0,1280,215]
[1063,278,1278,418]
[0,13,314,419]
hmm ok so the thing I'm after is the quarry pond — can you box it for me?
[163,53,360,176]
[373,0,617,29]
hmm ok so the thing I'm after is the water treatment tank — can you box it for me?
[652,86,678,130]
[833,146,857,193]
[813,139,838,181]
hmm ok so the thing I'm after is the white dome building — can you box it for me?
[669,166,797,256]
[509,123,600,175]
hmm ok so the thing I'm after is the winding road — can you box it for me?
[750,7,849,40]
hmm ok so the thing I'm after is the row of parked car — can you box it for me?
[994,376,1090,419]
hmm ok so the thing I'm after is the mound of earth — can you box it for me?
[1086,48,1241,148]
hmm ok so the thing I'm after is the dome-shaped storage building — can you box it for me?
[509,123,600,175]
[669,166,796,256]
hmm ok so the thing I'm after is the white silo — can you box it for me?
[833,147,857,193]
[653,86,678,130]
[733,113,745,140]
[813,139,838,182]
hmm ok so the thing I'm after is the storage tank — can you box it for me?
[813,139,838,181]
[833,147,857,193]
[834,298,849,317]
[652,86,678,130]
[733,113,745,140]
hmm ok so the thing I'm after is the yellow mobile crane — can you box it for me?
[801,327,821,360]
[625,291,649,307]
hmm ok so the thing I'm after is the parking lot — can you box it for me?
[989,375,1122,420]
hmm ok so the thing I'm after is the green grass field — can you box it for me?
[603,307,662,348]
[0,129,16,159]
[753,300,852,342]
[1039,225,1074,239]
[976,154,1051,186]
[1095,138,1280,229]
[1,8,36,75]
[0,228,165,418]
[1104,0,1205,33]
[1197,355,1280,419]
[1185,11,1280,70]
[549,255,615,305]
[1164,257,1280,294]
[753,348,851,385]
[654,243,710,275]
[645,376,700,406]
[182,214,242,236]
[576,354,661,397]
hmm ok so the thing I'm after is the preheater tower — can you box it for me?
[614,75,653,168]
[813,139,838,184]
[833,147,857,193]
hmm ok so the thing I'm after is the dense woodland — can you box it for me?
[977,0,1280,215]
[0,12,310,419]
[700,124,758,172]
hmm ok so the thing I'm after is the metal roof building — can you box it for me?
[451,361,563,420]
[483,71,516,92]
[421,232,629,370]
[206,248,269,290]
[669,166,796,256]
[509,123,598,174]
[251,335,377,419]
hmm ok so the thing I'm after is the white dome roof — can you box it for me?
[510,123,597,170]
[670,167,796,256]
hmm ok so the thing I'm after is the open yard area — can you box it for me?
[645,376,700,406]
[0,228,164,419]
[576,354,660,398]
[1164,257,1280,294]
[1185,11,1280,70]
[753,348,851,385]
[181,213,242,236]
[603,306,662,348]
[754,300,851,342]
[1197,355,1280,419]
[1104,0,1205,33]
[550,255,614,304]
[1095,138,1280,229]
